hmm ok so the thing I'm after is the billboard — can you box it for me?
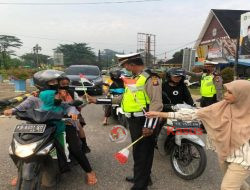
[240,12,250,56]
[53,52,64,66]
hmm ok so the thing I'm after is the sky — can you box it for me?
[0,0,250,60]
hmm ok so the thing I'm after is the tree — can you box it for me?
[0,35,23,69]
[21,53,50,68]
[166,49,183,64]
[55,43,97,67]
[99,49,121,69]
[221,67,234,83]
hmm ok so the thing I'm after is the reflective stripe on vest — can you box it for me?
[121,73,150,113]
[200,74,217,97]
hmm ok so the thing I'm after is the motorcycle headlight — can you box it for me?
[37,143,53,155]
[14,139,42,158]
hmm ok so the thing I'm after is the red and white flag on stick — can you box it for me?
[79,73,90,83]
[114,136,144,165]
[79,73,90,101]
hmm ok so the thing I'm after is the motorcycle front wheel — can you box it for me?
[170,139,207,180]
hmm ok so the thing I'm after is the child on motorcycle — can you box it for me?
[102,70,124,125]
[146,80,250,190]
[58,75,91,153]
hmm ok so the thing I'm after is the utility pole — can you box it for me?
[33,44,42,68]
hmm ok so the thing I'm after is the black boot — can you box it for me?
[125,176,152,186]
[81,137,91,154]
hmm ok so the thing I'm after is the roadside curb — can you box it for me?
[0,93,31,110]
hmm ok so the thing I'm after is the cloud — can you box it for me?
[0,0,250,58]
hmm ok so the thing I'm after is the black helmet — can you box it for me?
[166,68,186,82]
[33,70,64,90]
[109,70,122,80]
[58,73,70,82]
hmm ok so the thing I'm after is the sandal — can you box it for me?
[86,172,97,185]
[11,177,18,186]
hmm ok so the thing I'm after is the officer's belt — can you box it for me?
[124,111,144,118]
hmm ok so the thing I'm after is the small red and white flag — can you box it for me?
[114,148,129,164]
[79,74,90,83]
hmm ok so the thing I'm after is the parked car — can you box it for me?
[65,65,103,95]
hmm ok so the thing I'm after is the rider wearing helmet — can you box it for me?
[33,69,64,91]
[162,68,194,111]
[102,69,125,125]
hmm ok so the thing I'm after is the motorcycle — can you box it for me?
[8,108,69,190]
[157,104,207,180]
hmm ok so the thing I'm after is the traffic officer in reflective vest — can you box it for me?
[88,53,163,190]
[117,53,163,190]
[186,60,223,107]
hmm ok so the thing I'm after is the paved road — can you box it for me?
[0,104,223,190]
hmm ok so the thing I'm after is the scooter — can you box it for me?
[9,108,66,190]
[157,104,207,180]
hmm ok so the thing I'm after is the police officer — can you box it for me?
[186,61,223,107]
[88,53,163,190]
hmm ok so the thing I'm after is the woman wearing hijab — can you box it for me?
[146,80,250,190]
[39,90,97,185]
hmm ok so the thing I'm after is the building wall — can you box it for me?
[201,16,228,44]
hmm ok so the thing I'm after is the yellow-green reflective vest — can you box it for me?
[121,73,150,113]
[200,74,217,97]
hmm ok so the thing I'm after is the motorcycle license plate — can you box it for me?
[14,124,46,133]
[172,121,200,128]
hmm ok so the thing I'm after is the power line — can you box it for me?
[156,27,229,57]
[0,0,162,6]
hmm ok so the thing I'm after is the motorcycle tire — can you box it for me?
[170,139,207,180]
[20,178,41,190]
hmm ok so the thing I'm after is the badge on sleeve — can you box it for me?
[151,76,159,86]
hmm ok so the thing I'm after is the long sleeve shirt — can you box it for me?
[166,109,250,170]
[12,96,79,115]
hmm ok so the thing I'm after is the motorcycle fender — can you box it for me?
[22,162,39,180]
[175,135,205,147]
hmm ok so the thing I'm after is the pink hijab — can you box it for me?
[197,80,250,161]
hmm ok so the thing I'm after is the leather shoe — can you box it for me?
[125,176,152,186]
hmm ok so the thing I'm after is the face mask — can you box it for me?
[203,69,208,73]
[59,86,69,91]
[54,98,62,106]
[48,84,59,91]
[124,69,132,77]
[248,31,250,38]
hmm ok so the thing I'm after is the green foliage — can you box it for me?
[221,67,234,84]
[9,69,31,80]
[0,69,8,79]
[167,49,183,64]
[21,53,50,67]
[0,35,23,69]
[55,43,97,67]
[99,49,121,69]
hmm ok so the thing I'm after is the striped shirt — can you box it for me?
[167,109,250,170]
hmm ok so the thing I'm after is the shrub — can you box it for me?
[221,67,234,84]
[9,69,31,80]
[0,69,8,79]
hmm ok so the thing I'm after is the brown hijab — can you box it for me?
[197,80,250,162]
